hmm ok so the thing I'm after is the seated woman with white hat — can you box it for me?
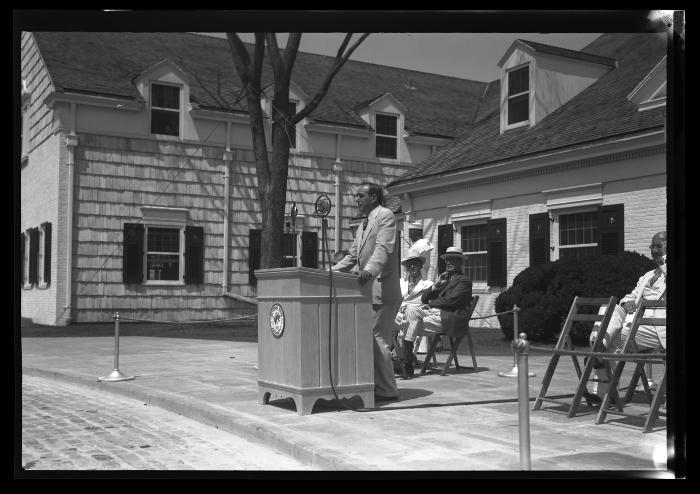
[393,243,435,376]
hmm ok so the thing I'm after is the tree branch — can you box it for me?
[290,33,370,125]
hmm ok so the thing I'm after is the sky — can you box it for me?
[206,33,603,82]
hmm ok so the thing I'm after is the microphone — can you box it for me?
[313,195,332,218]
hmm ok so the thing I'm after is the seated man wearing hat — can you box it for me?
[394,246,473,375]
[393,243,435,376]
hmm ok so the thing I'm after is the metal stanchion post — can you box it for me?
[514,332,532,470]
[98,312,135,382]
[499,306,536,378]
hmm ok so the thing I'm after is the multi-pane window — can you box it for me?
[287,101,297,149]
[461,224,488,282]
[145,227,181,281]
[507,66,529,125]
[375,114,398,159]
[150,83,180,136]
[559,211,598,259]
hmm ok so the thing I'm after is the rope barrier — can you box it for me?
[116,314,257,324]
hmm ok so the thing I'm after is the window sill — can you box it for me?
[143,281,185,286]
[503,120,530,131]
[150,133,181,142]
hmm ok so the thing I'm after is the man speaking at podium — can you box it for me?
[331,182,402,401]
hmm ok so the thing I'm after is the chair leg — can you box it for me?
[643,367,666,433]
[534,354,561,411]
[465,327,478,370]
[441,336,461,376]
[421,334,441,373]
[596,359,626,424]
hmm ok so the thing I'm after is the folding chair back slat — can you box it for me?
[534,296,620,417]
[595,299,666,433]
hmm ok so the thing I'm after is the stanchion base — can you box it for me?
[98,370,135,382]
[498,366,536,378]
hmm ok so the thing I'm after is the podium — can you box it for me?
[255,267,375,414]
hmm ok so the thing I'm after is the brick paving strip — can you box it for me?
[22,375,312,470]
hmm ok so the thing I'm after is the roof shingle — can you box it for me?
[32,32,488,139]
[391,33,667,186]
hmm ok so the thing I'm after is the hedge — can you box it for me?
[495,251,655,344]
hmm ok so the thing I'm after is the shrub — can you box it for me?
[495,251,655,344]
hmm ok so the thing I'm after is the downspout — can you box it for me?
[221,122,256,305]
[222,122,232,294]
[63,103,78,324]
[333,133,343,254]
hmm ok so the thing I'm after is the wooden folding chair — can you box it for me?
[595,299,666,433]
[533,296,623,418]
[420,295,479,375]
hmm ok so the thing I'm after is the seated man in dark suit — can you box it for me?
[394,246,473,373]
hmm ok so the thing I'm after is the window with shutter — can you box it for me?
[301,231,318,268]
[437,224,454,275]
[21,233,26,287]
[28,227,39,286]
[461,224,488,282]
[249,229,262,285]
[529,213,550,267]
[558,211,598,259]
[123,223,144,284]
[42,222,52,285]
[184,226,204,285]
[487,218,507,286]
[597,204,624,256]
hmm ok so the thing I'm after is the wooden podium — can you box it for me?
[255,267,375,414]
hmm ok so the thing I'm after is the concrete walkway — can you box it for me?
[20,334,670,474]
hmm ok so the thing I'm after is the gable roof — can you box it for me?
[498,38,618,68]
[390,33,667,187]
[31,31,488,139]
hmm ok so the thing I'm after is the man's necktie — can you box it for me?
[647,267,663,287]
[362,218,368,230]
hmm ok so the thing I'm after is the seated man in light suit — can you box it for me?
[395,247,473,371]
[586,231,668,403]
[393,243,435,376]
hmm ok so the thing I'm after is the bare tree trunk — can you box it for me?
[227,33,369,270]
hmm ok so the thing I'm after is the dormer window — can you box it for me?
[150,83,181,136]
[375,113,398,159]
[507,65,529,126]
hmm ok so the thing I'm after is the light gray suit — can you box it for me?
[332,205,401,397]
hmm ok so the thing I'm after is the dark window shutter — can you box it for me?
[597,204,624,256]
[21,233,25,285]
[42,222,52,284]
[123,223,144,284]
[437,224,454,275]
[529,213,550,267]
[28,228,39,285]
[184,226,204,284]
[487,218,507,286]
[249,229,262,285]
[301,231,318,268]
